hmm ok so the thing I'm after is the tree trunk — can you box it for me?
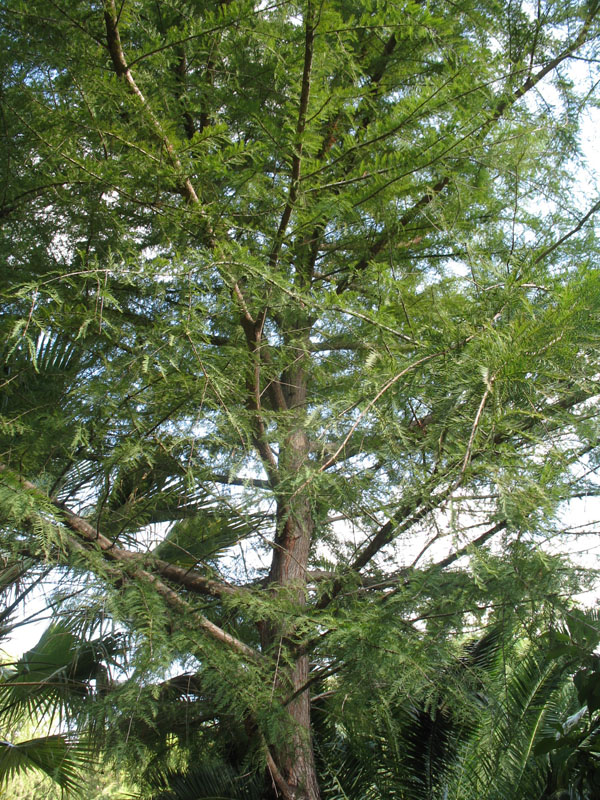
[266,420,320,800]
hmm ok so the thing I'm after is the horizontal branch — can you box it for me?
[0,181,87,219]
[0,465,263,663]
[307,568,409,591]
[432,521,507,571]
[316,384,596,608]
[308,337,369,352]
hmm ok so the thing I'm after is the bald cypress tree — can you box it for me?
[2,1,600,796]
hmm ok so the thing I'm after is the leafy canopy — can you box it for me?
[1,0,600,796]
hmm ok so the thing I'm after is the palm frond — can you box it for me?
[153,510,259,568]
[145,761,264,800]
[0,329,80,415]
[443,620,598,800]
[0,734,89,792]
[0,622,123,729]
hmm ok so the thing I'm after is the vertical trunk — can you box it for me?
[271,647,320,800]
[266,364,320,799]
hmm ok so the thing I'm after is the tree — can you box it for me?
[1,0,600,796]
[0,561,103,793]
[310,609,600,800]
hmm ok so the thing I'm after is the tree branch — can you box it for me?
[265,747,296,800]
[103,0,214,244]
[315,384,596,608]
[70,532,262,662]
[334,8,599,293]
[268,8,315,269]
[0,466,243,605]
[432,521,507,571]
[534,197,600,265]
[2,465,261,661]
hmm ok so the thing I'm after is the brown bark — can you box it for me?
[265,415,320,798]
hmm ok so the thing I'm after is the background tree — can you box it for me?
[1,0,600,797]
[0,561,114,793]
[310,608,600,800]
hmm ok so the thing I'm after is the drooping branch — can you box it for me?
[2,467,261,661]
[0,466,246,606]
[356,389,595,568]
[67,532,262,662]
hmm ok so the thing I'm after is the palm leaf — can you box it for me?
[0,622,123,728]
[0,734,89,792]
[0,559,44,640]
[145,761,264,800]
[0,329,80,415]
[153,510,258,568]
[442,627,591,800]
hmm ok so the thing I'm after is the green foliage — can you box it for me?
[0,622,124,730]
[2,757,132,799]
[0,564,124,794]
[1,0,600,796]
[313,611,600,800]
[145,762,264,800]
[0,735,90,794]
[154,511,259,569]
